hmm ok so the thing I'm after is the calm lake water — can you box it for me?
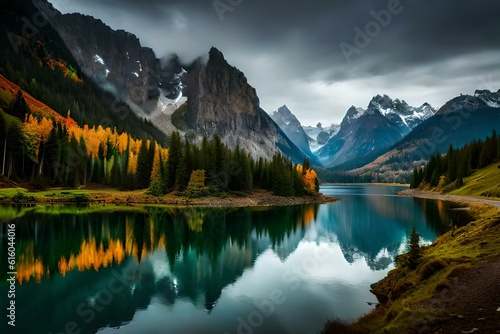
[0,185,459,334]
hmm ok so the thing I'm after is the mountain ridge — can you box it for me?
[316,94,435,168]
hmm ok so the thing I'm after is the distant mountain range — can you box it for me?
[315,94,435,168]
[350,89,500,182]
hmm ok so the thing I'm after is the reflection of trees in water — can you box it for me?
[8,204,319,285]
[327,197,457,271]
[4,205,319,332]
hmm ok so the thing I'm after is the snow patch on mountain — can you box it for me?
[303,124,340,152]
[93,54,105,65]
[475,89,500,108]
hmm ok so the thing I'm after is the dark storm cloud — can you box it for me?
[52,0,500,124]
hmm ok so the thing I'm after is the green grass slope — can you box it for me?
[450,163,500,198]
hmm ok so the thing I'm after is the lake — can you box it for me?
[0,185,460,334]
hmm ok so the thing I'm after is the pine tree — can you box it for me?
[271,155,294,196]
[211,133,228,190]
[293,169,305,196]
[135,140,153,189]
[446,145,457,183]
[165,131,181,192]
[410,168,418,189]
[408,227,422,269]
[78,136,88,185]
[7,90,30,120]
[175,138,192,191]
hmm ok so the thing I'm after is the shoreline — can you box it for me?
[398,188,500,209]
[322,188,500,333]
[0,188,337,208]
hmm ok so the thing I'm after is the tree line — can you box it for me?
[410,130,499,189]
[0,90,167,189]
[147,131,319,197]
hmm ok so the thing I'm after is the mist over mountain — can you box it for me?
[173,47,316,163]
[30,1,315,163]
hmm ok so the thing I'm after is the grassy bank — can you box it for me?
[0,187,336,208]
[449,163,500,198]
[322,200,500,333]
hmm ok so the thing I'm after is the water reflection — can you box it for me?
[0,185,461,334]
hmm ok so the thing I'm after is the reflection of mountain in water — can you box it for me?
[2,205,316,333]
[314,191,451,271]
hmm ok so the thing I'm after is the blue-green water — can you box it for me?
[0,185,458,334]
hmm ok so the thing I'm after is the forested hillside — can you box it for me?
[0,79,318,197]
[411,130,500,193]
[0,0,167,146]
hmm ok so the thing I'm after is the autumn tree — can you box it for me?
[185,169,208,198]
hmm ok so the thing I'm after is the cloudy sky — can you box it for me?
[50,0,500,126]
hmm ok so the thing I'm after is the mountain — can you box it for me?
[37,3,315,163]
[271,105,315,158]
[351,89,500,183]
[302,123,340,152]
[39,4,158,109]
[36,0,189,134]
[172,47,316,164]
[316,94,435,168]
[0,0,167,144]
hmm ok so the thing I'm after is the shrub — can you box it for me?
[419,259,447,280]
[147,177,165,197]
[185,170,210,198]
[12,191,35,203]
[71,193,89,203]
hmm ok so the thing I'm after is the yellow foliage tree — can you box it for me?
[23,114,53,164]
[296,164,319,194]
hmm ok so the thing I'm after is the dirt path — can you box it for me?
[420,257,500,334]
[399,189,500,210]
[398,189,500,333]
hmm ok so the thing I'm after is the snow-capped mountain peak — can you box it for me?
[343,106,365,122]
[474,89,500,108]
[362,94,435,130]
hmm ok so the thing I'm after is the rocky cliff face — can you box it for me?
[37,1,315,163]
[271,105,314,157]
[45,10,161,111]
[175,47,314,163]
